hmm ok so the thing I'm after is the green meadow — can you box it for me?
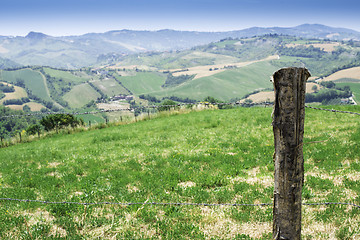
[91,78,129,97]
[63,83,101,108]
[0,68,52,101]
[117,72,166,95]
[43,68,90,84]
[150,61,278,101]
[0,105,359,239]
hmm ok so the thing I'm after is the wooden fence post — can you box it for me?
[272,67,310,240]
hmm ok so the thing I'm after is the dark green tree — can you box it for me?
[40,114,84,132]
[26,124,42,137]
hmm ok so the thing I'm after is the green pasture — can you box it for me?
[117,72,166,95]
[91,78,129,96]
[0,68,52,101]
[63,83,101,108]
[43,68,89,84]
[0,105,359,239]
[150,61,278,101]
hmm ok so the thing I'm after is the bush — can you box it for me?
[40,114,84,132]
[158,100,178,112]
[26,124,42,136]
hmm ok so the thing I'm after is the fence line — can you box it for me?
[305,105,360,116]
[0,101,271,120]
[0,197,359,209]
[1,102,359,120]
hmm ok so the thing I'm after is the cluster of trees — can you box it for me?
[39,69,70,108]
[0,83,15,93]
[163,96,196,104]
[39,114,84,132]
[0,106,38,140]
[203,96,233,109]
[162,73,195,88]
[3,97,30,105]
[277,45,326,59]
[139,94,161,103]
[0,105,85,141]
[305,81,352,104]
[139,94,197,104]
[305,89,352,103]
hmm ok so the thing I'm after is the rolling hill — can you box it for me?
[0,34,359,113]
[1,24,360,69]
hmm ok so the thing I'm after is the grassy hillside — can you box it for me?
[63,83,101,108]
[91,78,129,97]
[0,106,359,239]
[146,61,278,101]
[0,68,52,101]
[43,68,90,84]
[117,72,166,95]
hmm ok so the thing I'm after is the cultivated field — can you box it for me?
[321,67,360,82]
[0,82,27,105]
[240,83,322,103]
[171,55,279,80]
[43,68,90,84]
[285,42,341,52]
[150,61,279,101]
[91,78,129,96]
[0,106,359,239]
[117,72,165,95]
[0,68,52,102]
[63,83,101,108]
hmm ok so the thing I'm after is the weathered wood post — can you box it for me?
[272,67,310,240]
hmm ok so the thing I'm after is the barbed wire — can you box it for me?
[1,102,359,120]
[0,101,271,120]
[0,198,359,209]
[305,105,360,116]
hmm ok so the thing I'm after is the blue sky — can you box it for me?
[1,0,360,36]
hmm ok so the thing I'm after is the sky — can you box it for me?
[1,0,360,36]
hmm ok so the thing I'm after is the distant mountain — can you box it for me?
[25,31,50,40]
[0,24,359,68]
[0,57,21,69]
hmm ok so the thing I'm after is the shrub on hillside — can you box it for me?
[40,114,84,132]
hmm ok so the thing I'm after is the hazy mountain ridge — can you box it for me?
[0,24,359,69]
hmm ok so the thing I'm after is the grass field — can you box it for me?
[91,78,129,97]
[0,82,28,105]
[43,68,89,84]
[285,42,341,52]
[117,72,166,95]
[25,102,45,111]
[0,68,52,102]
[322,67,360,82]
[150,61,279,101]
[0,106,359,239]
[63,83,101,108]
